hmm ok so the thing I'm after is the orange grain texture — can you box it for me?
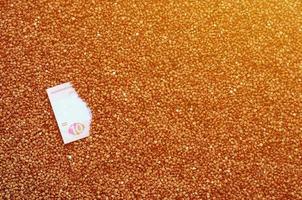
[1,0,302,199]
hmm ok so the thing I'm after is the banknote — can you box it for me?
[46,82,92,144]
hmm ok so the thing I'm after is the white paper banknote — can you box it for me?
[46,82,92,144]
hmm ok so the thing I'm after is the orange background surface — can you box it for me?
[1,0,302,199]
